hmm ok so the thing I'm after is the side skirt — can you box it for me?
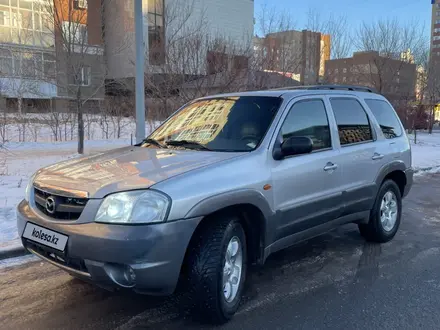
[262,211,370,262]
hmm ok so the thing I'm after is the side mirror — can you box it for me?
[274,136,313,159]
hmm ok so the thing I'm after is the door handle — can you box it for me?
[324,162,338,171]
[372,153,384,160]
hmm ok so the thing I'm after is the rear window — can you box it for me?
[365,99,402,139]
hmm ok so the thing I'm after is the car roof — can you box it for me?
[198,85,387,101]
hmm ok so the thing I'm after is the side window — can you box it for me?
[365,99,402,139]
[280,99,331,151]
[330,98,373,146]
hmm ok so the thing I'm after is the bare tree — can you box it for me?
[306,8,351,60]
[39,0,129,153]
[254,4,304,83]
[0,80,7,144]
[354,18,426,99]
[140,0,255,119]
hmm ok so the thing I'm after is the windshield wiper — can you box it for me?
[141,138,168,149]
[166,140,211,151]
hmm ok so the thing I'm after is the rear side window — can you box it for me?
[365,99,402,139]
[330,98,373,146]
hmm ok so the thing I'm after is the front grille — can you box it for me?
[24,240,89,274]
[34,187,88,220]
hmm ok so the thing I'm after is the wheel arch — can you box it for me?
[183,189,274,266]
[375,161,407,197]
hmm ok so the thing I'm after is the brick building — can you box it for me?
[253,29,330,85]
[325,51,417,104]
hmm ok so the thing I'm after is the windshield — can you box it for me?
[145,96,282,152]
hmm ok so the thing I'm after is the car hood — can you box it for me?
[33,146,241,198]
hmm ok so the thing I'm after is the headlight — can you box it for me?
[25,173,37,202]
[95,190,170,224]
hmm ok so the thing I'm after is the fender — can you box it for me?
[184,189,276,249]
[374,160,411,199]
[374,160,406,188]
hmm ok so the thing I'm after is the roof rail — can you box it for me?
[272,85,378,93]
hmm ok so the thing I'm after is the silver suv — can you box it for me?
[17,85,413,323]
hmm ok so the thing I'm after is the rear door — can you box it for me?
[327,96,381,216]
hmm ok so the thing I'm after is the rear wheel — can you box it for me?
[359,180,402,243]
[185,215,247,324]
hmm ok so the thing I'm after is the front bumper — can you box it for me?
[403,167,414,198]
[17,200,202,295]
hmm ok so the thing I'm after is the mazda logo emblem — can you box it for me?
[45,196,56,214]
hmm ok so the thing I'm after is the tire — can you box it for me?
[184,215,247,324]
[358,180,402,243]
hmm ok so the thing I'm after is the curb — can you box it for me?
[0,245,29,261]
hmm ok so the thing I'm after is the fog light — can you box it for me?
[125,265,136,283]
[104,263,136,288]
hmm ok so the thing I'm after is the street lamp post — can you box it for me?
[134,0,146,144]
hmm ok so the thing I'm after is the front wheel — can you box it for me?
[359,180,402,243]
[185,215,247,324]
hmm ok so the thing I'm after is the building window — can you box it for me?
[343,68,347,73]
[80,66,91,86]
[74,0,88,9]
[43,52,56,79]
[0,48,13,76]
[436,19,440,24]
[434,36,440,41]
[148,0,165,65]
[0,10,10,26]
[62,21,88,45]
[342,76,347,82]
[335,68,339,74]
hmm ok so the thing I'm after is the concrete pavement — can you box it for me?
[1,174,440,329]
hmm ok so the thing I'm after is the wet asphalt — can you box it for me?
[1,173,440,330]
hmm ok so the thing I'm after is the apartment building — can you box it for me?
[0,0,106,112]
[0,0,254,112]
[253,29,331,85]
[104,0,255,89]
[325,51,417,103]
[0,0,56,111]
[431,0,440,63]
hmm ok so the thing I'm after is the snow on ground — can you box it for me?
[0,139,133,251]
[409,132,440,172]
[1,130,440,256]
[0,254,39,270]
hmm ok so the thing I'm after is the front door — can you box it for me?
[271,96,343,242]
